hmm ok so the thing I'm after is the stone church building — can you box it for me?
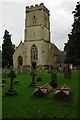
[13,3,65,70]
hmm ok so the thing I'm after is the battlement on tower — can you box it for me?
[26,3,50,15]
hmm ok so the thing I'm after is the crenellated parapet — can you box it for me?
[26,3,50,15]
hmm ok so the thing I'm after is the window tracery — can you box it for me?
[31,44,38,60]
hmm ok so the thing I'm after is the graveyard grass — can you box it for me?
[2,70,78,119]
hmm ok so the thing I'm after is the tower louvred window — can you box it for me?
[33,16,36,24]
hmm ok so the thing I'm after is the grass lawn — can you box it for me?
[2,70,79,119]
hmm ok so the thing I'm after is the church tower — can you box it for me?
[24,3,50,42]
[13,3,62,70]
[24,3,50,69]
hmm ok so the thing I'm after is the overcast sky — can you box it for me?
[0,0,79,50]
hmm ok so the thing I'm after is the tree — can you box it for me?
[64,2,80,66]
[2,30,15,68]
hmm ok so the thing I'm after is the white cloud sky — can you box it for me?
[0,0,79,50]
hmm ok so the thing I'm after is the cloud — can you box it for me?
[1,2,26,46]
[49,1,77,50]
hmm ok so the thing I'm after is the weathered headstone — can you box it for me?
[33,83,53,97]
[50,70,57,88]
[17,66,22,74]
[5,69,17,96]
[29,70,37,86]
[64,64,71,79]
[55,84,70,100]
[23,65,27,74]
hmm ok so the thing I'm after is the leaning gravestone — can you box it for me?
[50,70,57,88]
[64,64,71,79]
[23,65,27,74]
[17,66,22,74]
[5,69,17,96]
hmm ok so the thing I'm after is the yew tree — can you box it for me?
[64,2,80,66]
[2,30,15,68]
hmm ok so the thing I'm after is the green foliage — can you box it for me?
[2,71,78,119]
[2,30,15,68]
[64,2,80,65]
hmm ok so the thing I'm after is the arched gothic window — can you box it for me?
[31,44,38,61]
[18,56,23,66]
[33,16,36,24]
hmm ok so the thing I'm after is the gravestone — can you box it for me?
[17,66,22,74]
[59,63,64,74]
[23,65,27,74]
[33,83,53,97]
[29,70,37,86]
[50,70,57,88]
[5,69,17,96]
[64,64,71,79]
[55,84,70,100]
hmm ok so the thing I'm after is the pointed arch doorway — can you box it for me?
[31,61,36,70]
[18,56,23,66]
